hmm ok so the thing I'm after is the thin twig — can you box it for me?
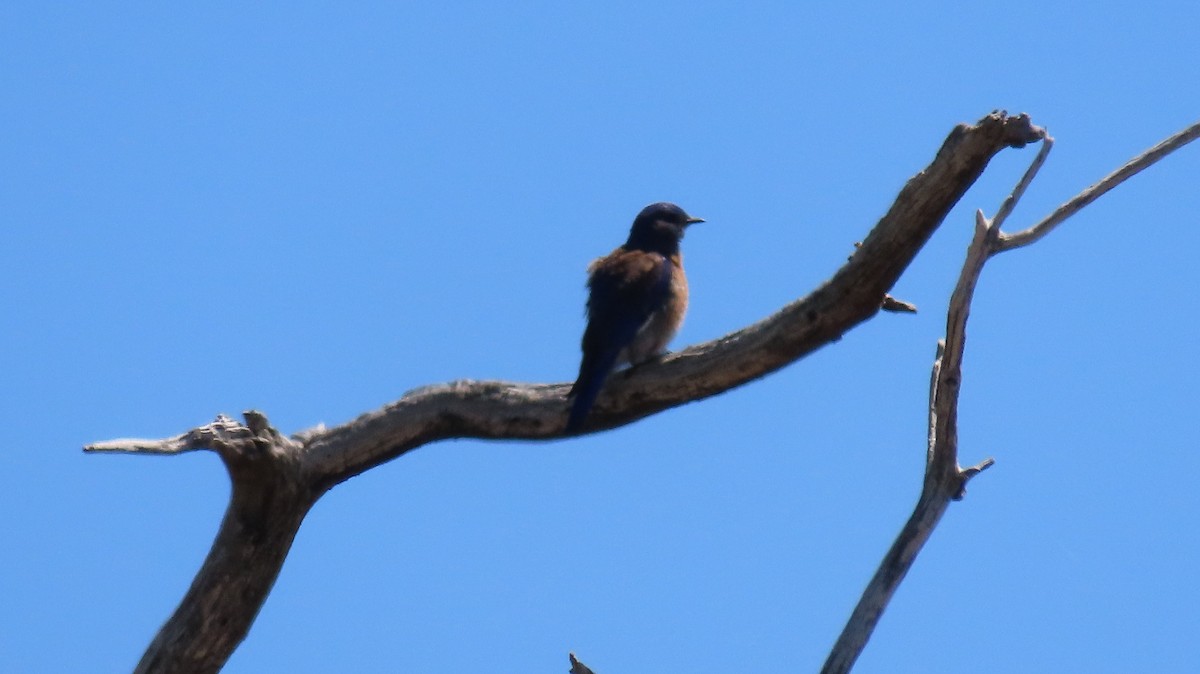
[85,414,244,456]
[998,119,1200,252]
[881,294,918,313]
[991,133,1054,231]
[84,435,199,456]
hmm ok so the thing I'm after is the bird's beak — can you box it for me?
[685,216,705,225]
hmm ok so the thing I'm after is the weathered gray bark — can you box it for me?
[87,112,1047,673]
[820,119,1200,674]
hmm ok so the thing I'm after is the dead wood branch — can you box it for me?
[821,117,1200,674]
[87,112,1046,673]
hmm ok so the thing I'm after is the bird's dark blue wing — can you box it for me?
[567,249,672,431]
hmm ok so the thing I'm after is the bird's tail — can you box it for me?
[567,349,619,432]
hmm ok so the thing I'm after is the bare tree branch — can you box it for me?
[821,117,1199,674]
[94,412,316,674]
[86,112,1046,673]
[998,119,1200,252]
[88,113,1199,674]
[821,207,1004,674]
[880,294,918,313]
[299,113,1045,491]
[990,134,1054,231]
[87,414,276,463]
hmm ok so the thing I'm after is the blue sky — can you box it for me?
[3,2,1198,672]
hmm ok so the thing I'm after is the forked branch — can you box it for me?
[821,117,1200,674]
[85,112,1074,673]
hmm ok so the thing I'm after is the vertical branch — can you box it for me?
[822,116,1200,674]
[821,207,1004,674]
[89,413,317,674]
[135,482,313,674]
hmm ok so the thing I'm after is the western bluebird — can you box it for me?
[567,202,704,431]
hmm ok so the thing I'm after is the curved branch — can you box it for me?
[302,112,1046,489]
[86,111,1045,673]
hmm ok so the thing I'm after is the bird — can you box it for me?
[567,202,704,431]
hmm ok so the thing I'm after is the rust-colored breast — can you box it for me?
[662,252,688,338]
[622,253,687,365]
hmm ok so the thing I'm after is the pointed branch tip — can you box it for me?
[881,295,918,313]
[569,652,596,674]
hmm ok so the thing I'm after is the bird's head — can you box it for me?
[625,202,704,254]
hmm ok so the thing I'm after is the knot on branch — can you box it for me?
[188,411,294,463]
[996,111,1046,148]
[938,111,1045,169]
